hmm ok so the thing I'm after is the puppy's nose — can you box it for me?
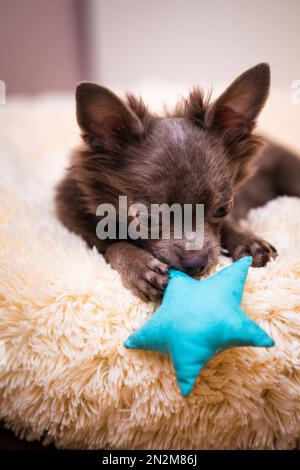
[182,253,208,274]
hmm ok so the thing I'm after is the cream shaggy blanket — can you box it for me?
[0,94,300,449]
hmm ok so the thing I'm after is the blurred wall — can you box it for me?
[1,0,299,98]
[87,0,300,91]
[0,0,85,95]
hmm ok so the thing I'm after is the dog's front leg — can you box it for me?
[105,242,169,302]
[220,219,277,267]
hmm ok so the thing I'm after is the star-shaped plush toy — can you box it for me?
[124,256,275,397]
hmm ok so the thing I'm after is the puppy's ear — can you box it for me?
[207,63,270,144]
[76,83,144,150]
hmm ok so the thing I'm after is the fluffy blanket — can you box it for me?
[0,95,299,449]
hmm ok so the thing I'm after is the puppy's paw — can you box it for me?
[125,254,169,302]
[230,236,277,267]
[106,243,169,302]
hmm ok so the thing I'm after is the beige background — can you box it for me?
[0,0,299,150]
[89,0,300,90]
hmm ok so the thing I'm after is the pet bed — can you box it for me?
[0,94,299,449]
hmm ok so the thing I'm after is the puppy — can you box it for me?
[56,63,300,301]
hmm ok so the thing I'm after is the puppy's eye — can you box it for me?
[213,201,232,218]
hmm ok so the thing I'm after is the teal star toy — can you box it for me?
[124,256,275,397]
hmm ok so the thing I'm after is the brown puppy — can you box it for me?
[56,63,300,301]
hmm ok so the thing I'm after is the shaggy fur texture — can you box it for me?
[0,178,300,448]
[0,94,299,449]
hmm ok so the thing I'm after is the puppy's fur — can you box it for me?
[56,63,300,301]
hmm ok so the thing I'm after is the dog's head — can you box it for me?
[74,63,270,275]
